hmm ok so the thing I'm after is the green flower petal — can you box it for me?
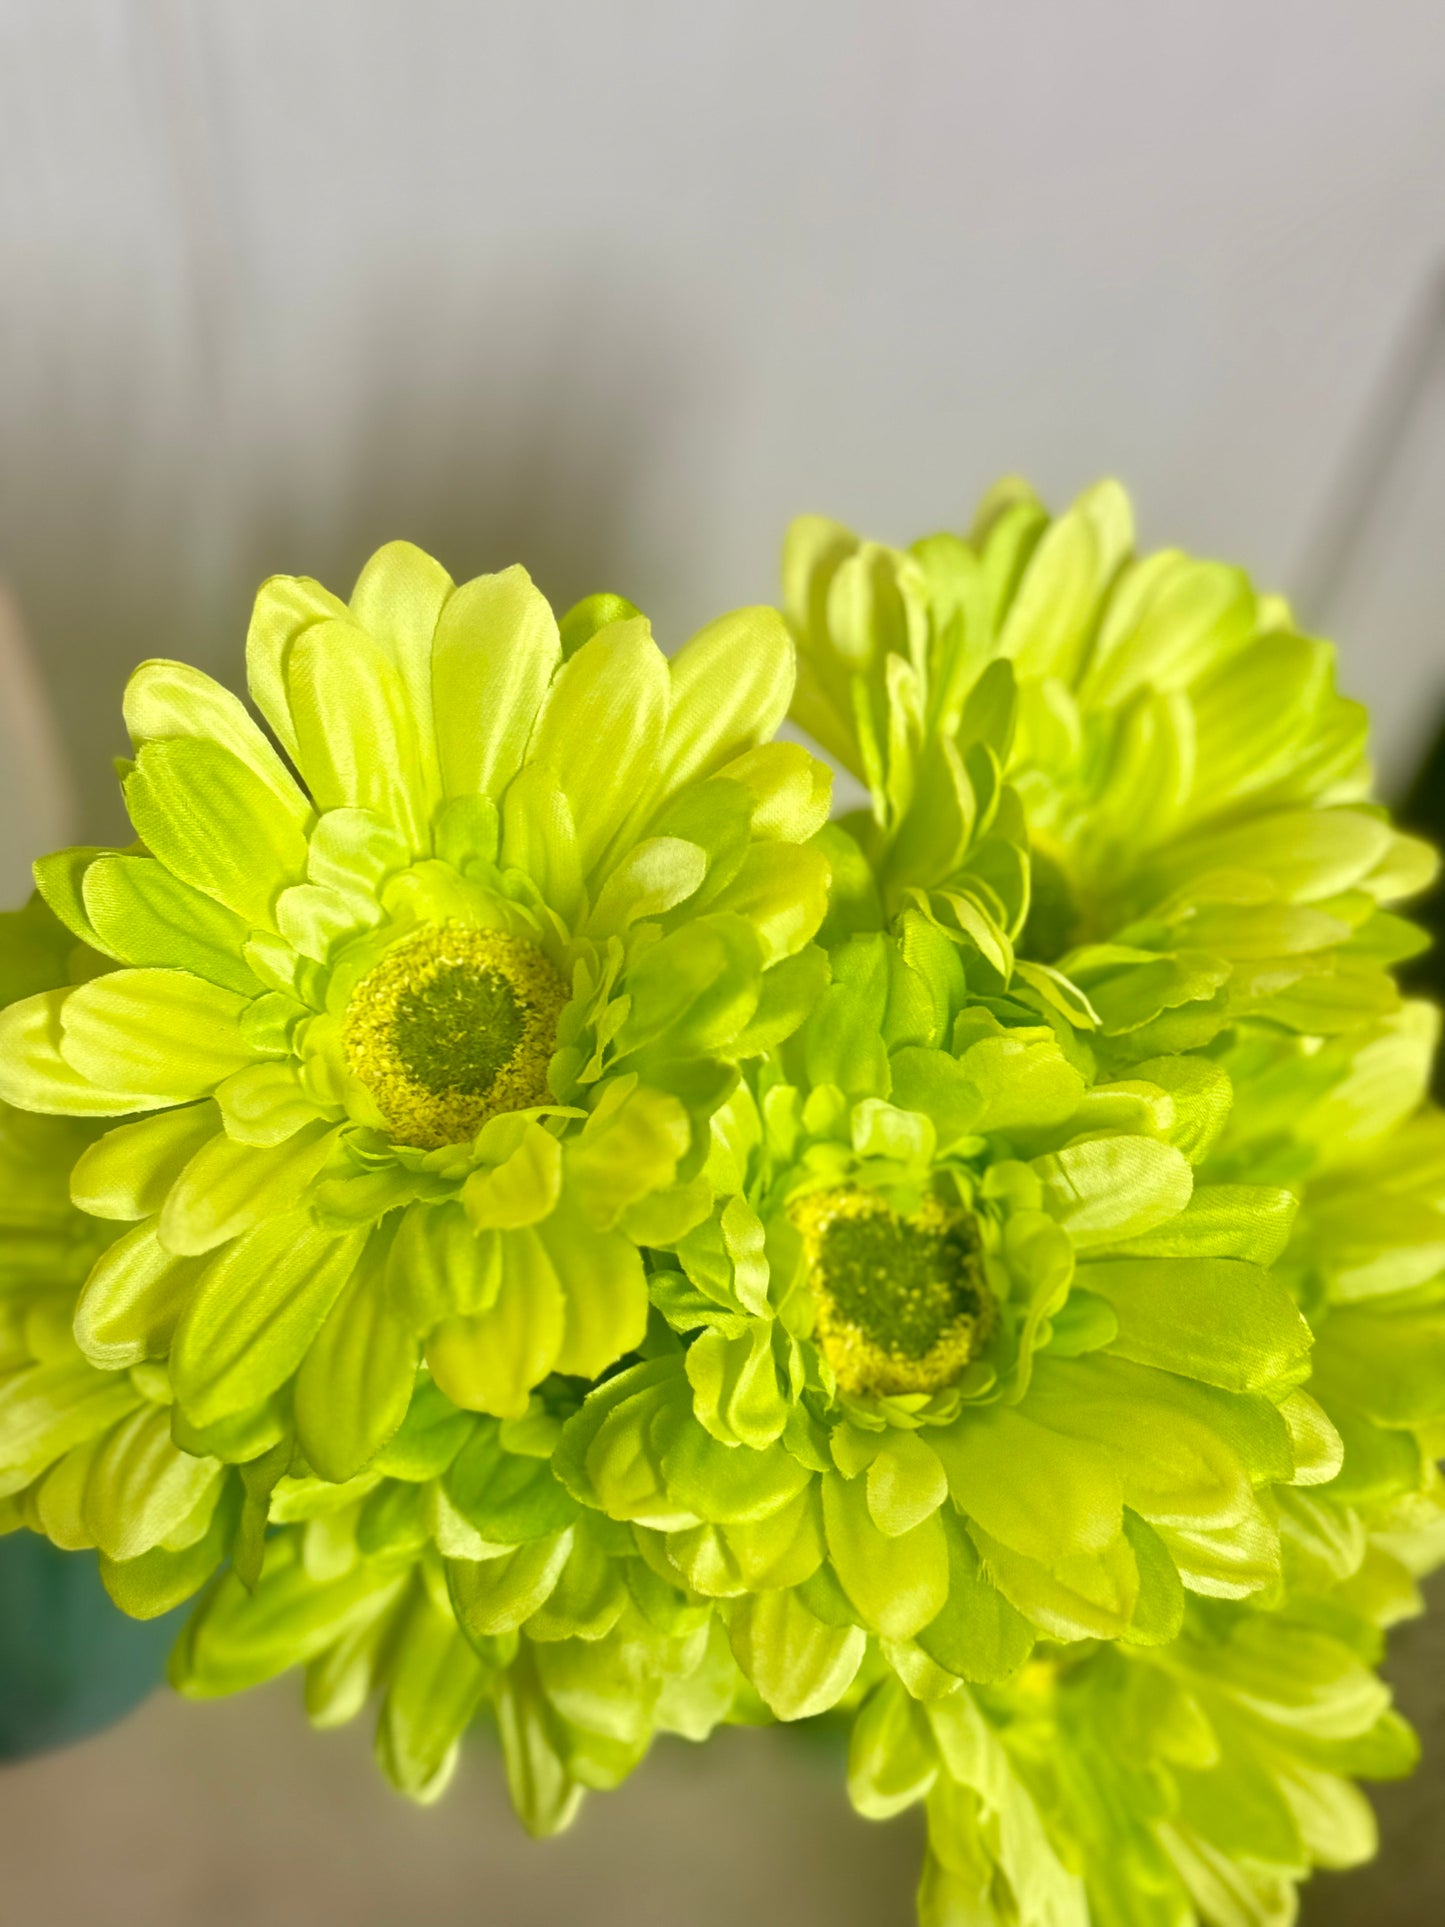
[82,1401,222,1562]
[124,738,310,928]
[348,539,454,812]
[170,1216,365,1427]
[527,619,669,878]
[1078,1255,1310,1396]
[913,1514,1034,1683]
[431,564,559,802]
[159,1121,342,1256]
[447,1534,574,1641]
[57,970,261,1102]
[726,1586,865,1720]
[822,1471,948,1640]
[375,1590,492,1803]
[171,1530,405,1698]
[294,1254,418,1482]
[655,607,795,797]
[0,989,167,1113]
[425,1232,565,1418]
[73,1220,205,1368]
[286,619,426,845]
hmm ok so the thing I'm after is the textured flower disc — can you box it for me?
[343,923,566,1148]
[791,1188,992,1396]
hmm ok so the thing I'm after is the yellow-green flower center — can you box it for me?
[344,923,567,1149]
[792,1188,993,1398]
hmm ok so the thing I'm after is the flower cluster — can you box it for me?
[1,491,1441,1925]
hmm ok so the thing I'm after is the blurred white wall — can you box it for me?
[2,0,1444,898]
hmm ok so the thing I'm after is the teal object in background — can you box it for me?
[0,1535,179,1759]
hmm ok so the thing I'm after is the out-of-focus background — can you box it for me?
[1,2,1444,1921]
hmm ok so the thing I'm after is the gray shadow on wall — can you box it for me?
[236,267,693,645]
[1,260,708,857]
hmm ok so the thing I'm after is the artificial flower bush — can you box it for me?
[0,486,1441,1926]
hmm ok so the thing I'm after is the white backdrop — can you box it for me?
[2,1,1444,897]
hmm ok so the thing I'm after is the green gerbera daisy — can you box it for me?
[165,1368,755,1822]
[861,996,1445,1927]
[0,546,832,1476]
[556,916,1337,1722]
[853,1489,1440,1927]
[783,480,1436,1048]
